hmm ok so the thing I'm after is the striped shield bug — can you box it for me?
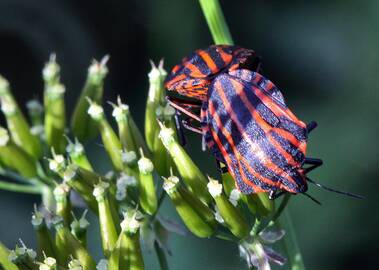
[165,45,362,201]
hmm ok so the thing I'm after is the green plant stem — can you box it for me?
[199,0,233,45]
[199,0,306,268]
[154,241,169,270]
[0,242,18,270]
[280,209,306,270]
[257,193,291,233]
[214,232,237,242]
[0,181,42,194]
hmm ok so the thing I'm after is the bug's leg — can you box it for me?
[166,96,202,122]
[174,112,187,146]
[216,160,228,174]
[306,121,318,133]
[303,157,323,174]
[269,189,286,200]
[182,119,203,135]
[254,56,262,72]
[166,95,202,106]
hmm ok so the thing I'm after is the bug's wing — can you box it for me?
[228,69,308,156]
[206,73,308,194]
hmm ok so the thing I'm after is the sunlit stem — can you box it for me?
[198,0,234,45]
[280,209,306,270]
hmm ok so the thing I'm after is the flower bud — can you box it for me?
[71,56,109,141]
[70,210,90,247]
[229,189,242,207]
[53,183,72,225]
[159,123,212,204]
[52,216,96,270]
[42,54,60,85]
[68,258,83,270]
[26,100,43,126]
[88,101,123,171]
[66,138,93,171]
[207,178,249,239]
[145,60,166,151]
[115,211,144,270]
[112,97,137,153]
[145,61,173,176]
[163,175,215,238]
[96,259,108,270]
[39,257,57,270]
[121,150,139,177]
[137,149,157,215]
[48,151,67,177]
[151,108,175,176]
[44,83,66,154]
[8,240,37,270]
[0,127,38,178]
[0,75,42,159]
[31,207,56,259]
[63,164,98,214]
[115,173,138,202]
[93,182,119,257]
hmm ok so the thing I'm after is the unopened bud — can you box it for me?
[0,127,38,178]
[0,75,42,158]
[43,54,60,84]
[163,175,216,238]
[71,56,108,141]
[159,123,211,204]
[208,177,249,239]
[87,102,104,121]
[94,181,118,257]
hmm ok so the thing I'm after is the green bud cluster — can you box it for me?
[0,47,288,270]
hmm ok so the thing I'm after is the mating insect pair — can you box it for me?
[164,45,359,201]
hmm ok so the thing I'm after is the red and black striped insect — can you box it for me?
[165,45,359,200]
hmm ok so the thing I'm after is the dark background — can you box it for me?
[0,0,377,269]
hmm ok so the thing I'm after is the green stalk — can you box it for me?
[280,209,306,270]
[0,242,18,270]
[154,241,169,270]
[0,181,42,194]
[93,182,119,258]
[198,0,233,45]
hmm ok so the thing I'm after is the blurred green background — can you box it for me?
[0,0,377,269]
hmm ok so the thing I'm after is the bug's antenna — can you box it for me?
[302,192,322,205]
[306,177,364,199]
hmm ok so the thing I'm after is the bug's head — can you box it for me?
[165,45,259,101]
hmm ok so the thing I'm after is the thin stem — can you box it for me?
[0,181,42,194]
[0,169,29,183]
[214,231,237,242]
[199,0,234,45]
[154,240,169,270]
[280,209,306,270]
[157,190,167,211]
[266,193,291,228]
[150,191,166,221]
